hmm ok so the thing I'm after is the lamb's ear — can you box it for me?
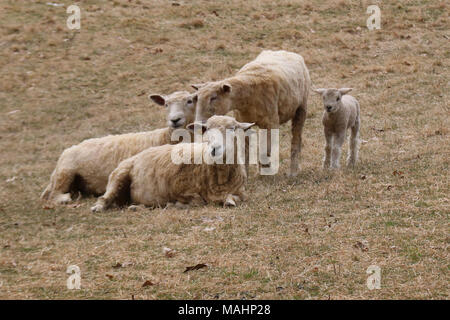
[313,88,326,95]
[222,83,232,93]
[149,94,166,106]
[191,83,206,91]
[338,88,353,95]
[237,122,255,131]
[187,122,207,134]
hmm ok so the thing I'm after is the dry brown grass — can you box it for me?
[0,0,449,299]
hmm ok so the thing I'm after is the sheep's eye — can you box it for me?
[187,99,193,104]
[210,96,217,102]
[336,97,340,102]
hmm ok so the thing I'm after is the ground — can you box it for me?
[0,0,448,299]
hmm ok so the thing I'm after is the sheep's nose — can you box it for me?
[326,106,332,112]
[171,118,181,125]
[211,146,221,157]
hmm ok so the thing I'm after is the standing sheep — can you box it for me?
[192,50,311,176]
[41,91,197,204]
[314,88,360,169]
[90,116,254,212]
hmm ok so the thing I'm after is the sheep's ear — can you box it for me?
[338,88,352,95]
[222,83,232,93]
[149,94,166,106]
[237,122,255,131]
[191,83,206,91]
[313,88,326,95]
[187,122,207,133]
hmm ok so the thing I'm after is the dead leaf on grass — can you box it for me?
[353,240,369,252]
[142,280,154,287]
[183,264,208,273]
[112,262,133,268]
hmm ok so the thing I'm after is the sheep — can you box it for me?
[90,115,254,212]
[191,50,311,176]
[313,88,360,169]
[41,91,197,204]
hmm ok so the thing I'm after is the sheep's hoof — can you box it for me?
[346,160,356,168]
[91,204,105,213]
[288,164,299,177]
[175,202,189,209]
[287,171,298,178]
[128,205,140,212]
[224,198,236,208]
[55,193,72,205]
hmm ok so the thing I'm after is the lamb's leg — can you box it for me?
[323,130,333,169]
[290,106,307,177]
[91,163,132,213]
[44,168,76,204]
[347,120,360,167]
[331,132,345,169]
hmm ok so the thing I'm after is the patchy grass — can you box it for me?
[0,0,449,299]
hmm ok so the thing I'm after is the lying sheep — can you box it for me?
[313,88,360,169]
[41,91,196,204]
[192,50,310,176]
[90,115,254,212]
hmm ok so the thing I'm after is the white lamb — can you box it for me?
[191,50,311,176]
[41,91,197,204]
[90,115,254,212]
[313,88,360,169]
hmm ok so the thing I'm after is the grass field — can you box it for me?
[0,0,448,299]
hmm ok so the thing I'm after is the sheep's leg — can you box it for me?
[323,130,333,169]
[259,123,280,176]
[244,136,250,176]
[290,106,307,177]
[331,132,345,169]
[235,185,247,202]
[91,163,132,213]
[45,168,76,204]
[347,120,360,167]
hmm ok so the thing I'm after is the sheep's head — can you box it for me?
[149,91,197,129]
[314,88,352,114]
[187,115,254,162]
[191,82,233,123]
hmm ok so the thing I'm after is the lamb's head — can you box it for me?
[188,115,254,162]
[191,82,233,123]
[314,88,352,114]
[149,91,197,129]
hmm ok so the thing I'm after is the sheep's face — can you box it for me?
[191,82,233,123]
[314,88,352,114]
[149,91,197,129]
[188,116,254,162]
